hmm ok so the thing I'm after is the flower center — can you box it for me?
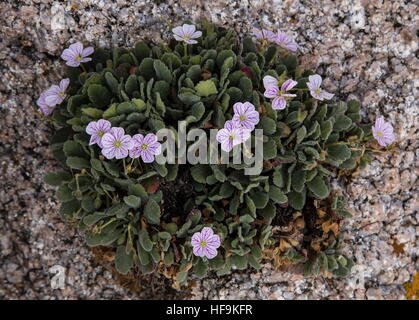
[229,135,235,141]
[199,240,207,247]
[377,131,383,138]
[75,54,82,61]
[183,35,190,40]
[315,88,321,94]
[239,115,246,121]
[114,140,122,148]
[98,131,105,137]
[141,144,148,150]
[59,91,65,97]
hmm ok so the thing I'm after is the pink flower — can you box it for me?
[232,102,260,130]
[129,133,162,163]
[86,119,112,148]
[253,29,275,42]
[101,127,133,160]
[274,32,298,52]
[44,78,70,106]
[263,79,298,110]
[216,120,251,152]
[372,117,395,147]
[61,42,94,67]
[307,74,334,101]
[172,24,202,44]
[191,227,221,259]
[37,91,55,116]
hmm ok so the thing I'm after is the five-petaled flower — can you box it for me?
[372,117,395,147]
[37,91,55,116]
[129,133,162,163]
[44,78,70,106]
[191,227,221,259]
[216,120,250,152]
[274,32,298,52]
[101,127,133,160]
[307,74,334,101]
[172,24,202,44]
[61,42,94,67]
[232,102,260,130]
[86,119,112,148]
[253,28,275,42]
[264,78,298,110]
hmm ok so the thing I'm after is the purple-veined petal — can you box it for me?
[82,46,94,57]
[264,86,279,99]
[308,74,322,89]
[69,42,83,55]
[263,75,278,90]
[203,246,218,259]
[272,97,286,110]
[140,150,155,163]
[200,227,214,240]
[281,79,298,92]
[102,147,116,159]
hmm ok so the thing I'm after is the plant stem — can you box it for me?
[80,64,87,73]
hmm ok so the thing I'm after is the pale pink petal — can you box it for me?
[193,245,205,257]
[281,79,298,92]
[264,86,279,99]
[82,47,94,57]
[102,147,116,159]
[320,91,334,100]
[308,74,322,89]
[263,75,278,90]
[172,26,185,37]
[216,128,230,143]
[272,97,286,110]
[140,150,154,163]
[69,42,83,55]
[203,246,218,259]
[200,227,214,240]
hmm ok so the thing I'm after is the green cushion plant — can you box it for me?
[39,20,392,285]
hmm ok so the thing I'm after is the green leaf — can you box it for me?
[138,229,153,252]
[268,186,288,204]
[63,140,85,158]
[66,157,90,169]
[123,195,141,209]
[296,126,307,144]
[326,144,351,162]
[307,175,330,199]
[333,115,352,132]
[83,212,105,226]
[195,80,218,97]
[139,57,155,80]
[263,139,277,160]
[103,103,117,119]
[190,165,212,183]
[134,42,150,62]
[87,84,111,108]
[259,116,276,135]
[115,246,134,274]
[258,201,276,219]
[81,107,103,119]
[288,190,306,210]
[56,184,74,202]
[154,59,172,83]
[194,259,208,278]
[44,171,72,186]
[144,199,161,225]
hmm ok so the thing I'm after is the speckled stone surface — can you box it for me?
[0,0,417,300]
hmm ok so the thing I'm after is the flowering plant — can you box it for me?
[41,21,394,285]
